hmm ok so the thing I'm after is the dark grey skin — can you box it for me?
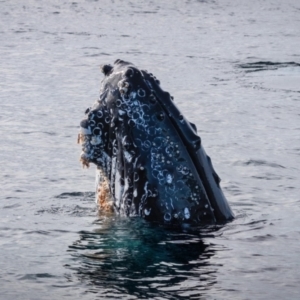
[79,59,234,225]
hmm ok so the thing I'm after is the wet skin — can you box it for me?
[79,59,234,225]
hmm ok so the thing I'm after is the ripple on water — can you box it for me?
[234,159,285,169]
[36,192,96,217]
[238,61,300,93]
[65,217,227,299]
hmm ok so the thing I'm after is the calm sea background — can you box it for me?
[1,0,300,299]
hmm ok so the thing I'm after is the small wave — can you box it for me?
[20,131,57,135]
[19,273,57,280]
[36,204,96,217]
[238,61,300,73]
[224,183,243,196]
[235,159,285,169]
[84,52,111,57]
[133,10,158,14]
[63,31,91,36]
[24,230,50,235]
[251,174,282,180]
[55,192,94,199]
[247,234,275,242]
[3,203,22,209]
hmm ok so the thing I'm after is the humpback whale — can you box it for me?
[78,59,234,224]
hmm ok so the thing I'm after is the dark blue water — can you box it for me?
[1,0,300,299]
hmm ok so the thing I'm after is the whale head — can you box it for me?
[79,59,234,224]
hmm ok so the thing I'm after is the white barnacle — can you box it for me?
[164,212,171,221]
[130,91,137,99]
[134,172,139,182]
[144,208,151,216]
[137,88,146,97]
[184,207,190,219]
[90,136,102,145]
[133,189,138,197]
[118,79,129,95]
[124,150,133,163]
[116,99,122,107]
[166,174,173,184]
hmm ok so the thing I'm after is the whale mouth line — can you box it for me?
[78,59,234,224]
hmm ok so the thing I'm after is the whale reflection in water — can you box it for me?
[67,217,223,298]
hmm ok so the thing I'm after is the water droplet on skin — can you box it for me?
[157,112,164,121]
[149,94,156,104]
[184,208,190,219]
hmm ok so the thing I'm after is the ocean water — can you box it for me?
[1,0,300,299]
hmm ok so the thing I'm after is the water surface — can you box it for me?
[1,0,300,299]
